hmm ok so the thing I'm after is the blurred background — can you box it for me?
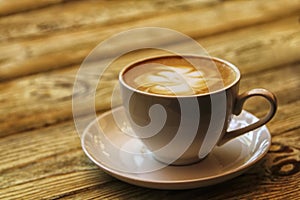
[0,0,299,135]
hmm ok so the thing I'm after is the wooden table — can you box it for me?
[0,0,299,199]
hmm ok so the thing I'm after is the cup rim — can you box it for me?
[119,54,241,98]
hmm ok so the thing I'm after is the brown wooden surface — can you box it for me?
[0,0,299,199]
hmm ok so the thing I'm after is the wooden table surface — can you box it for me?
[0,0,299,199]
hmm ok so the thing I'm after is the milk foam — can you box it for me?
[133,65,211,95]
[123,57,236,96]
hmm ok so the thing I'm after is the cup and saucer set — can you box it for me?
[80,55,277,189]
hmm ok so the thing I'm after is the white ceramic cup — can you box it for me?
[119,55,277,165]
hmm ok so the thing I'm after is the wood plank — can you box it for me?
[0,119,300,199]
[0,0,76,16]
[201,17,300,75]
[0,0,299,80]
[55,135,300,200]
[0,16,299,136]
[0,170,112,200]
[268,100,300,136]
[0,0,219,40]
[0,14,299,82]
[239,63,300,116]
[0,100,299,199]
[1,98,298,186]
[60,183,152,200]
[0,122,78,172]
[1,1,298,199]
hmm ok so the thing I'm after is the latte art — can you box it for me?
[123,57,236,96]
[134,65,207,95]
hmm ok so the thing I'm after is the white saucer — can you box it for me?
[81,106,271,190]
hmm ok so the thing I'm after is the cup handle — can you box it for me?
[218,88,277,145]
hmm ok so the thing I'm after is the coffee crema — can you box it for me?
[123,56,236,96]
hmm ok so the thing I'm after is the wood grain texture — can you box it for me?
[0,96,299,199]
[0,121,109,199]
[0,0,299,80]
[0,0,79,16]
[0,0,299,199]
[0,0,219,40]
[0,15,299,136]
[0,104,299,199]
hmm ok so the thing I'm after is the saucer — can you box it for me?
[81,106,271,190]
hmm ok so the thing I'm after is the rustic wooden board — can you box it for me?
[0,0,219,40]
[0,0,299,80]
[0,0,299,199]
[0,15,299,136]
[0,61,299,198]
[0,95,299,199]
[0,0,78,16]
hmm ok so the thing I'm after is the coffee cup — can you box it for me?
[119,55,277,165]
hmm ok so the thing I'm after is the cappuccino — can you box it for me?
[120,55,277,165]
[123,56,236,96]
